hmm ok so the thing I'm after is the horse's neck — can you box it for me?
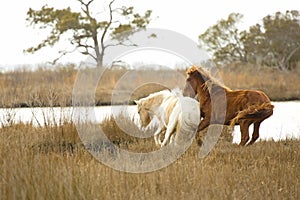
[197,82,226,106]
[197,83,210,99]
[148,95,170,113]
[197,89,211,108]
[150,95,175,124]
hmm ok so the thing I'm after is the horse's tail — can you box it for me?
[230,102,274,127]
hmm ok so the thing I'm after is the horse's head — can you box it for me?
[183,66,211,97]
[135,99,152,128]
[183,66,207,97]
[183,66,229,99]
[135,90,169,128]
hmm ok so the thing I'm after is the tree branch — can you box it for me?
[47,48,78,65]
[99,0,115,64]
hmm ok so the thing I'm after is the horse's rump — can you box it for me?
[163,96,179,126]
[230,102,274,127]
[174,97,200,145]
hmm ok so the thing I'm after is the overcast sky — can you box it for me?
[0,0,299,69]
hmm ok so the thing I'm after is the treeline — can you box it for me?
[199,10,300,70]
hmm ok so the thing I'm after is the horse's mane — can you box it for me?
[187,66,230,91]
[142,89,170,101]
[140,88,183,102]
[137,90,171,108]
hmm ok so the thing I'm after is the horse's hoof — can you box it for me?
[154,140,162,146]
[197,139,203,147]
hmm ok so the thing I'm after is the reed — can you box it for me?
[0,63,299,108]
[219,63,300,101]
[0,113,299,199]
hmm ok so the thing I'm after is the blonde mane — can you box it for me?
[135,90,171,109]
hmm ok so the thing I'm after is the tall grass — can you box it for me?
[220,63,300,100]
[0,112,299,199]
[1,63,299,108]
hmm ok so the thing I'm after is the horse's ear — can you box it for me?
[134,100,140,105]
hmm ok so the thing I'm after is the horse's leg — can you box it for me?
[197,117,210,132]
[169,134,175,144]
[161,117,177,147]
[239,120,251,146]
[195,117,210,146]
[154,125,165,146]
[161,128,175,147]
[248,122,261,145]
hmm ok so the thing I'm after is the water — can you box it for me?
[0,102,299,143]
[0,106,136,127]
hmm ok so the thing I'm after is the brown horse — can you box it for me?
[183,66,274,146]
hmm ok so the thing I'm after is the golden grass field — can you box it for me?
[0,115,299,199]
[0,63,299,107]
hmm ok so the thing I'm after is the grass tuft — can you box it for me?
[0,114,299,199]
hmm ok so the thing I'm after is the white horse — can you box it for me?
[135,89,200,147]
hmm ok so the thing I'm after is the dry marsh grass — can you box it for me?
[0,64,299,108]
[220,64,300,101]
[0,115,299,199]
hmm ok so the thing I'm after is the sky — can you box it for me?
[0,0,299,70]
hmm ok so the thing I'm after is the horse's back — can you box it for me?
[163,94,200,127]
[246,90,270,103]
[227,89,271,107]
[163,95,179,125]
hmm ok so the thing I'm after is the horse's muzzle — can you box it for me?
[183,83,196,97]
